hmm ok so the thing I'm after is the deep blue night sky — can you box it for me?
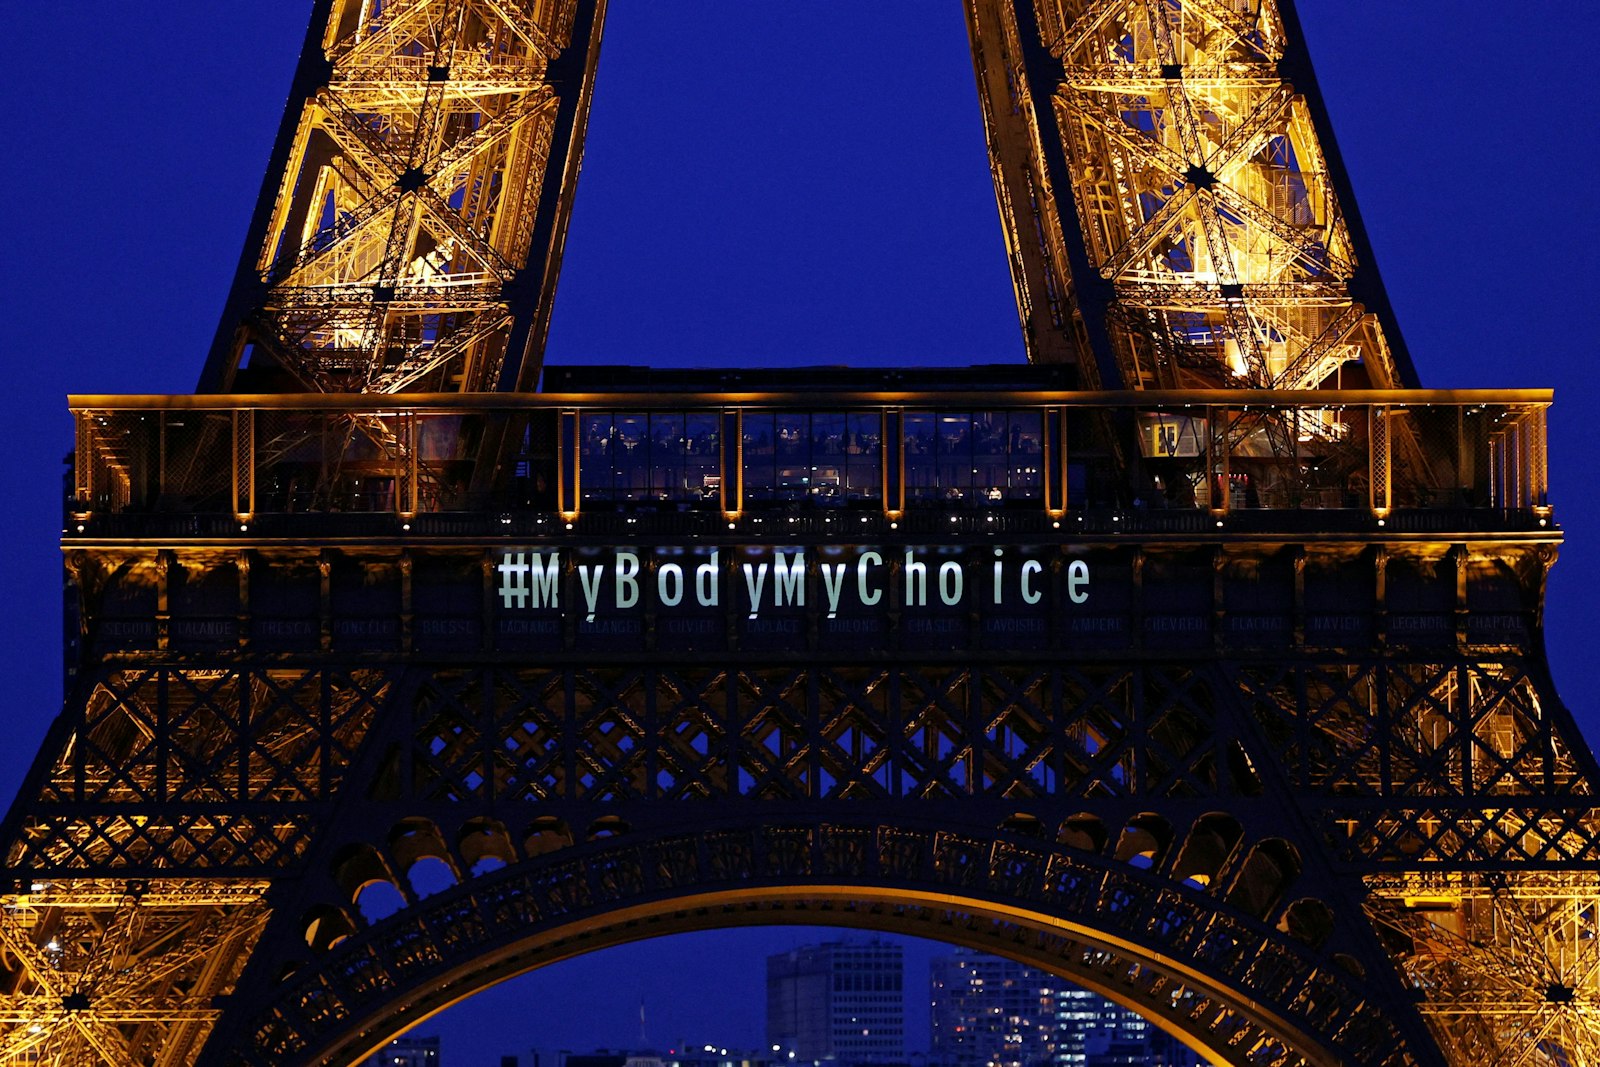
[5,4,1598,1062]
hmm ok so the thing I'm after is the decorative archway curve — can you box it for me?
[236,816,1418,1067]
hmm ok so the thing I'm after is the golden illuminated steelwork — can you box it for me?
[0,880,269,1065]
[968,0,1414,393]
[4,1,1596,1065]
[200,0,606,395]
[1369,876,1600,1067]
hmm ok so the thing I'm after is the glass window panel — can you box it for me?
[846,411,881,501]
[811,413,846,504]
[683,412,720,505]
[613,413,648,499]
[937,412,971,504]
[1008,410,1042,500]
[973,411,1008,504]
[905,412,937,502]
[776,412,807,456]
[649,413,685,499]
[812,412,845,454]
[581,413,613,501]
[775,412,810,500]
[742,412,777,502]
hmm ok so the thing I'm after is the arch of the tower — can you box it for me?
[221,809,1412,1067]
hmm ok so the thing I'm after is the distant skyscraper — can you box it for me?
[929,950,1200,1067]
[767,939,905,1064]
[929,952,1053,1067]
[363,1034,441,1067]
[1048,988,1149,1066]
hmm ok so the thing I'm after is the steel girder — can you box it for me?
[198,0,606,395]
[3,620,1597,1064]
[968,0,1417,392]
[21,0,1597,1063]
[199,0,1413,398]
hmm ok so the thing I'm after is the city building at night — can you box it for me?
[928,951,1200,1067]
[767,940,906,1064]
[929,951,1053,1067]
[363,1035,441,1067]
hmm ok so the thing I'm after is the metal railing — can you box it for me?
[66,389,1554,532]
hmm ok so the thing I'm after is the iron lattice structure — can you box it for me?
[199,0,605,395]
[4,3,1597,1067]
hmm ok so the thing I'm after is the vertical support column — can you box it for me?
[883,408,904,519]
[1451,543,1469,651]
[1488,431,1504,510]
[1208,406,1229,515]
[558,409,580,520]
[72,410,94,518]
[158,409,169,503]
[480,550,497,655]
[721,408,742,520]
[1516,409,1542,511]
[397,412,417,519]
[318,549,333,653]
[233,408,255,523]
[1369,405,1392,517]
[1291,545,1306,648]
[399,551,413,654]
[156,549,173,652]
[1043,406,1066,517]
[238,549,252,654]
[1504,422,1516,511]
[1529,406,1550,515]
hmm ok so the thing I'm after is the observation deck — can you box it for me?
[67,366,1554,545]
[59,368,1558,667]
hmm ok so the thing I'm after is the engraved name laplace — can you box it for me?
[495,546,1090,621]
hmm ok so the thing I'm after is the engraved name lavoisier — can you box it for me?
[496,546,1091,621]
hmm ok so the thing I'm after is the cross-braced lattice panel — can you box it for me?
[491,669,567,802]
[897,669,978,799]
[1368,875,1600,1067]
[1238,661,1591,801]
[653,670,732,799]
[571,669,650,801]
[1031,0,1402,390]
[725,668,805,800]
[1054,667,1228,797]
[392,665,1277,805]
[15,669,382,874]
[1464,665,1590,797]
[1236,662,1353,791]
[0,881,270,1067]
[813,667,893,798]
[244,0,582,392]
[411,670,490,801]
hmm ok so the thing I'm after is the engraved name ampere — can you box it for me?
[496,548,1090,622]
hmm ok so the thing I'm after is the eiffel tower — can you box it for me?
[7,2,1598,1065]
